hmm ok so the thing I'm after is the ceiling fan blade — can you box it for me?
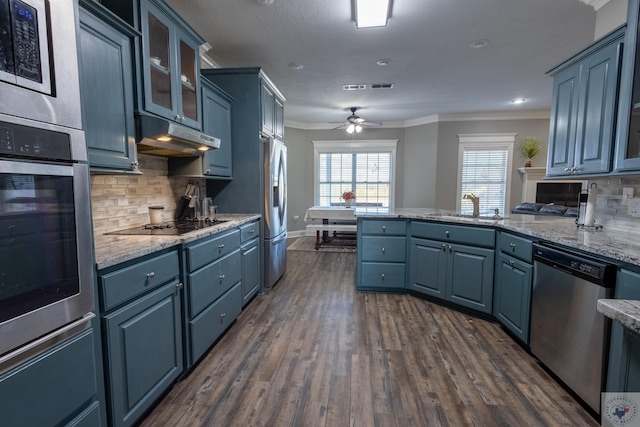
[362,121,383,127]
[332,123,347,130]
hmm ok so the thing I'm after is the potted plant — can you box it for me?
[519,137,542,167]
[342,191,355,208]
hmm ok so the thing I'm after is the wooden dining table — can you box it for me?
[304,206,357,250]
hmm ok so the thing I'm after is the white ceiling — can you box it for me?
[165,0,599,129]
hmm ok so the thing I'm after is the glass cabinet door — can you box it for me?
[615,0,640,171]
[178,38,198,123]
[147,11,172,113]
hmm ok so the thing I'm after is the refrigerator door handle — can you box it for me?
[271,232,287,245]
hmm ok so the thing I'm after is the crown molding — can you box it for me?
[285,110,550,131]
[579,0,610,11]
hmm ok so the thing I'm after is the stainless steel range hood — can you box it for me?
[136,114,220,157]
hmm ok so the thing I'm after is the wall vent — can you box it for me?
[370,83,394,89]
[342,84,367,91]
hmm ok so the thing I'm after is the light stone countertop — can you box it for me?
[354,207,640,267]
[597,299,640,334]
[93,214,261,270]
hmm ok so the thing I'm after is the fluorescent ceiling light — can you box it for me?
[355,0,390,29]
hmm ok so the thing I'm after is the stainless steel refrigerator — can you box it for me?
[263,137,287,288]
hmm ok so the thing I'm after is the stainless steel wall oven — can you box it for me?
[0,115,94,364]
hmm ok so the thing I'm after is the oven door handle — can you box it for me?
[0,313,95,370]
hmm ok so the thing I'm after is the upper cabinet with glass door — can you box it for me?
[101,0,203,130]
[614,0,640,172]
[141,0,202,130]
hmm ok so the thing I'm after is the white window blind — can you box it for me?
[457,134,515,216]
[313,140,397,208]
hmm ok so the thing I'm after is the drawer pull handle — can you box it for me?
[249,230,255,234]
[220,313,226,319]
[382,225,386,232]
[382,247,386,254]
[218,244,225,250]
[442,243,446,250]
[146,272,155,279]
[381,273,385,280]
[448,245,452,251]
[509,243,516,248]
[219,274,226,281]
[176,282,183,290]
[509,260,515,266]
[445,230,450,236]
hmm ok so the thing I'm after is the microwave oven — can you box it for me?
[0,0,82,130]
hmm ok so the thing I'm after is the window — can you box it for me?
[312,140,397,208]
[456,134,515,216]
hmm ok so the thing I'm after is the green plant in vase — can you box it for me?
[519,137,542,167]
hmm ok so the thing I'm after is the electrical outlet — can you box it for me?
[293,215,299,223]
[628,198,640,217]
[622,187,635,206]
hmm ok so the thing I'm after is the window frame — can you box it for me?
[312,140,398,208]
[455,133,516,215]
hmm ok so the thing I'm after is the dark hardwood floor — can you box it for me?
[140,246,599,426]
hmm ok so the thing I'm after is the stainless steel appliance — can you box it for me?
[0,114,94,366]
[263,136,287,289]
[531,243,616,413]
[0,0,94,373]
[0,0,83,129]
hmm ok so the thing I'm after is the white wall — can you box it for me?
[595,0,627,39]
[402,122,439,208]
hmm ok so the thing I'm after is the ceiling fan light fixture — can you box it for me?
[354,0,391,29]
[355,124,363,133]
[346,124,356,134]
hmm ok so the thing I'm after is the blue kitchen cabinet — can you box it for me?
[409,221,495,314]
[101,0,203,129]
[357,218,407,292]
[78,1,139,173]
[546,26,624,177]
[0,329,102,427]
[261,82,276,137]
[168,78,234,177]
[492,232,534,344]
[275,96,285,139]
[607,268,640,393]
[184,229,243,366]
[614,0,640,172]
[240,220,261,304]
[98,249,183,427]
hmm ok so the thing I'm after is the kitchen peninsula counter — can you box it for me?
[353,207,640,268]
[93,214,261,270]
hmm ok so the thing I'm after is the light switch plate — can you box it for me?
[622,187,635,206]
[628,198,640,217]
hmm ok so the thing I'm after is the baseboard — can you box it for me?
[287,230,307,238]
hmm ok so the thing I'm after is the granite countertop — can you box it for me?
[598,299,640,333]
[354,207,640,267]
[93,214,260,270]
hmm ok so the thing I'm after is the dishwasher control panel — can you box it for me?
[533,243,616,287]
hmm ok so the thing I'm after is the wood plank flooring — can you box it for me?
[140,247,599,426]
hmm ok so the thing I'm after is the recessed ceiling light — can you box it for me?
[376,58,391,66]
[469,39,489,49]
[511,98,527,104]
[288,62,303,70]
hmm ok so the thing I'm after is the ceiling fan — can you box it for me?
[334,107,383,133]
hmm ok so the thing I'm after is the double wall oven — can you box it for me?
[0,0,94,372]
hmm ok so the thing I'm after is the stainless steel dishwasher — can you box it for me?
[530,243,616,414]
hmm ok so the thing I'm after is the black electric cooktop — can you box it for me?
[105,219,228,236]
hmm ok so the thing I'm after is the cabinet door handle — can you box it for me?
[218,244,225,250]
[219,274,225,281]
[205,169,211,174]
[146,272,155,279]
[442,243,446,250]
[382,225,386,232]
[176,282,184,290]
[381,273,385,280]
[448,245,452,252]
[509,260,515,266]
[564,167,571,172]
[131,161,139,169]
[220,313,226,319]
[509,243,516,249]
[382,247,386,254]
[445,230,450,237]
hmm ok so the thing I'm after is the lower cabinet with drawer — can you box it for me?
[240,220,261,304]
[97,249,183,427]
[493,231,534,344]
[409,221,495,314]
[357,218,407,291]
[184,228,243,366]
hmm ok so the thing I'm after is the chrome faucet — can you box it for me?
[463,193,480,218]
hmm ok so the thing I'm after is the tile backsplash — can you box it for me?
[589,176,640,226]
[91,154,205,234]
